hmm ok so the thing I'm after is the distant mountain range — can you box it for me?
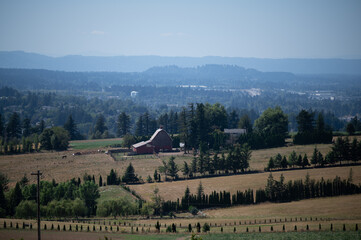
[1,51,361,75]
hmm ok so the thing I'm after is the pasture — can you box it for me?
[129,165,361,201]
[1,194,361,239]
[69,138,123,150]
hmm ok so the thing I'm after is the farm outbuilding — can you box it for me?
[132,128,172,154]
[224,128,247,144]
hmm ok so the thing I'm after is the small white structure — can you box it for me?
[130,91,138,98]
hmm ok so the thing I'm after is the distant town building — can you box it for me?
[132,128,172,154]
[224,128,247,145]
[130,91,138,98]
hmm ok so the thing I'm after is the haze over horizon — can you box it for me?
[1,0,361,59]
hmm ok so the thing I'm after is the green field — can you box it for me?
[98,185,137,203]
[69,138,122,150]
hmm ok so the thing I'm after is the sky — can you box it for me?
[0,0,361,58]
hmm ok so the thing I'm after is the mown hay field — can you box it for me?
[129,165,361,202]
[133,194,361,230]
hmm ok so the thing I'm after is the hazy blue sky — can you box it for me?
[1,0,360,58]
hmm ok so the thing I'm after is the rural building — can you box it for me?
[224,128,247,144]
[132,128,172,154]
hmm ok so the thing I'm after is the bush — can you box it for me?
[202,223,210,232]
[15,200,37,219]
[189,206,199,215]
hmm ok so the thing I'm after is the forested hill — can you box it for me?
[1,66,361,93]
[1,51,361,74]
[0,65,297,90]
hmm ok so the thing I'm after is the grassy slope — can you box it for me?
[98,185,137,203]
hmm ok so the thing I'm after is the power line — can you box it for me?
[31,170,42,240]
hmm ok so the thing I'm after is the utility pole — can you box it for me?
[31,170,42,240]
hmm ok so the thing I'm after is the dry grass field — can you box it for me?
[2,194,360,239]
[129,165,361,202]
[130,194,361,229]
[0,149,118,187]
[0,136,359,193]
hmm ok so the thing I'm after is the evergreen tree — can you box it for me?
[167,156,179,180]
[22,117,32,137]
[318,151,324,166]
[238,114,252,133]
[302,154,310,168]
[219,153,226,173]
[98,175,103,187]
[122,163,138,183]
[0,185,6,217]
[39,128,53,150]
[153,169,158,182]
[296,154,303,167]
[191,157,197,176]
[179,107,189,153]
[280,156,288,168]
[197,181,204,200]
[184,186,190,209]
[19,174,29,188]
[6,112,21,139]
[288,151,298,167]
[213,153,220,174]
[135,116,144,136]
[311,147,319,166]
[64,115,79,140]
[296,110,314,133]
[350,139,358,162]
[346,122,355,135]
[188,103,197,149]
[228,110,239,129]
[10,182,23,215]
[93,114,107,138]
[240,143,252,172]
[117,112,130,137]
[39,120,45,134]
[196,103,209,145]
[267,157,275,170]
[143,112,150,136]
[182,161,190,178]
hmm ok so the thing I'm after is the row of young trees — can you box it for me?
[181,144,252,178]
[267,137,361,171]
[258,171,359,203]
[160,171,361,214]
[152,145,252,182]
[105,163,140,185]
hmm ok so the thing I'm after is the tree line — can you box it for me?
[0,173,100,219]
[0,112,73,154]
[158,145,252,181]
[160,171,361,214]
[293,109,333,145]
[267,136,361,171]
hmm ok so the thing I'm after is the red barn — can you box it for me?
[132,128,172,154]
